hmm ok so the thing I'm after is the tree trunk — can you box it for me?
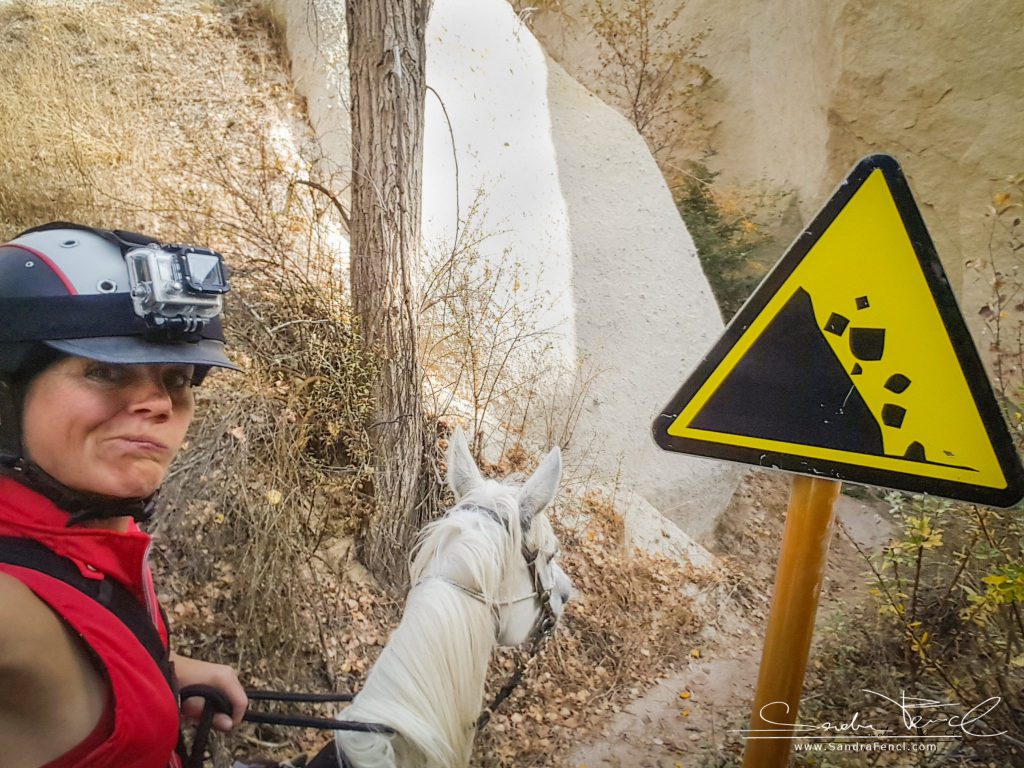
[347,0,434,587]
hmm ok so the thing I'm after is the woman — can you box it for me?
[0,223,249,767]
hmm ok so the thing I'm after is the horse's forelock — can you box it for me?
[409,482,524,593]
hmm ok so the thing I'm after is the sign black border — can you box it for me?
[652,154,1024,508]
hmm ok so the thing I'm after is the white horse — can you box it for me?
[307,427,572,768]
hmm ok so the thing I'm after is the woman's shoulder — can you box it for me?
[0,571,109,763]
[0,571,79,693]
[0,571,66,743]
[0,570,62,662]
[0,564,114,657]
[0,571,108,701]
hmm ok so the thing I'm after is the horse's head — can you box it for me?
[443,426,572,647]
[329,430,573,768]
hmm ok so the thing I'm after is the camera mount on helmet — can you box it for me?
[0,222,238,367]
[125,242,230,338]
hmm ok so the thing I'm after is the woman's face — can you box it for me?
[22,357,195,499]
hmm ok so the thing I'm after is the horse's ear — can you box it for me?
[446,426,483,500]
[518,446,561,529]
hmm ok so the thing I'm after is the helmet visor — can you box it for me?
[44,336,240,371]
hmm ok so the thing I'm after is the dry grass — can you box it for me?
[0,0,141,230]
[0,0,289,236]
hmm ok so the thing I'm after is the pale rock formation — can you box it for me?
[616,488,716,569]
[530,0,1024,366]
[266,0,352,195]
[678,0,1024,327]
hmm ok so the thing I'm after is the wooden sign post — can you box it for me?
[741,476,840,768]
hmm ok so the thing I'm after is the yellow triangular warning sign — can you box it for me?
[654,155,1024,507]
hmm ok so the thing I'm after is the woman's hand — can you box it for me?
[171,652,248,732]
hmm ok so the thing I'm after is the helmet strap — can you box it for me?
[0,458,158,525]
[0,377,20,460]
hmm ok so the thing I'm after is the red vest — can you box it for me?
[0,477,181,768]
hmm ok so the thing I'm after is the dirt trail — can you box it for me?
[567,473,893,767]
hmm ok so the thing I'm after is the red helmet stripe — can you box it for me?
[3,243,79,295]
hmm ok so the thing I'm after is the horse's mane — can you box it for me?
[334,480,526,768]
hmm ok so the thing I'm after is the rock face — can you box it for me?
[539,52,738,537]
[267,0,351,193]
[684,0,1023,306]
[270,0,739,542]
[529,0,1024,358]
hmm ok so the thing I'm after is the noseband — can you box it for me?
[516,545,559,640]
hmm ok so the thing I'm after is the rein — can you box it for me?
[182,504,559,767]
[178,686,395,768]
[183,630,552,768]
[474,605,556,730]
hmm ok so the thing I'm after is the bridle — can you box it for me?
[415,502,560,644]
[414,502,562,728]
[409,503,560,725]
[517,544,560,640]
[182,504,562,767]
[472,538,559,730]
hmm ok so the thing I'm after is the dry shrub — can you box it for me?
[419,193,597,461]
[158,254,376,673]
[581,0,710,162]
[796,495,1024,768]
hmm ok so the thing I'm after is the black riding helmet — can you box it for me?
[0,221,240,523]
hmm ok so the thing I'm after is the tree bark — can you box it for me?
[347,0,434,587]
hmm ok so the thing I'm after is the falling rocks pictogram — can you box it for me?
[690,287,884,454]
